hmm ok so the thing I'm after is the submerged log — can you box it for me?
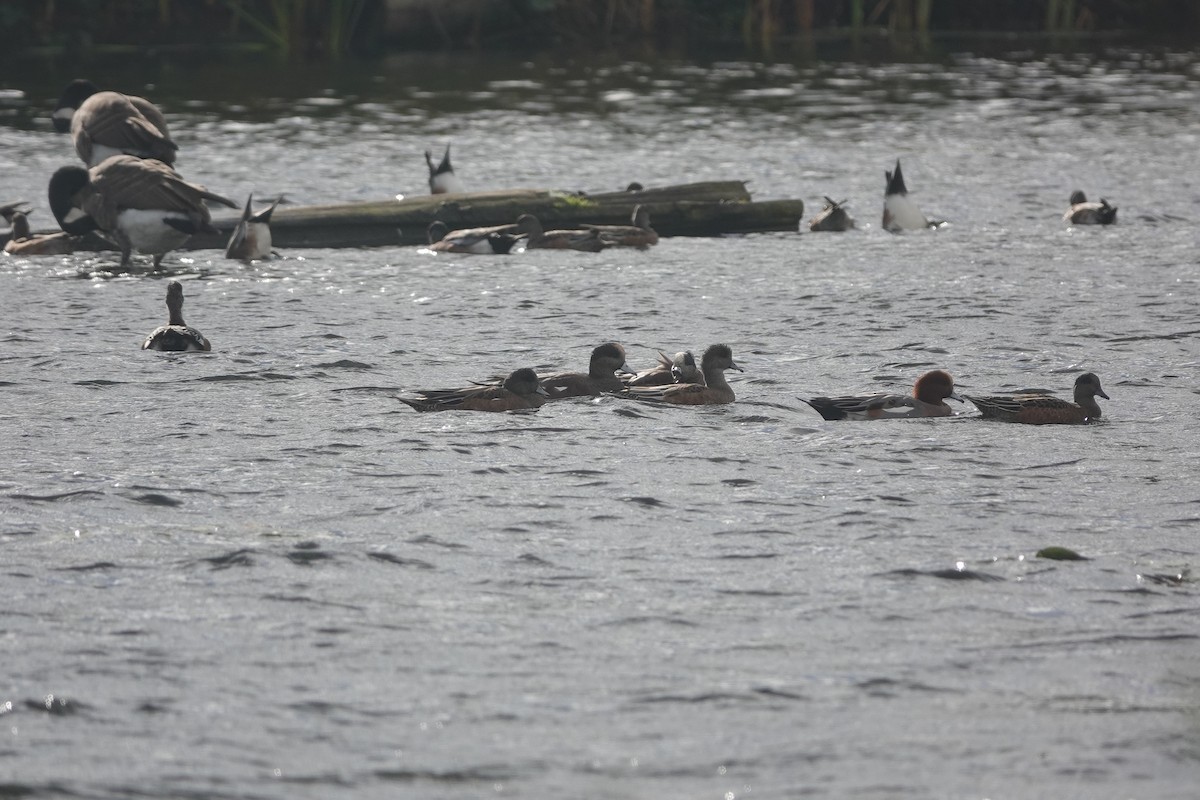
[26,182,805,252]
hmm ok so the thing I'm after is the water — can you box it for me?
[2,46,1199,799]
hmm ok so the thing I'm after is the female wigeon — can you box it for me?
[49,154,238,268]
[516,214,605,252]
[963,373,1109,424]
[541,342,635,399]
[808,197,855,232]
[3,210,75,256]
[142,281,211,352]
[425,220,520,255]
[397,368,548,412]
[425,145,464,195]
[588,205,658,248]
[883,159,940,232]
[621,344,743,405]
[1063,191,1117,225]
[801,370,961,420]
[225,194,280,260]
[623,350,705,388]
[53,79,176,167]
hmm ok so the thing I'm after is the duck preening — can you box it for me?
[1064,190,1117,225]
[619,344,742,405]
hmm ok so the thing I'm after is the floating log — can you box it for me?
[19,181,805,252]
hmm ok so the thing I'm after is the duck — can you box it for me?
[49,154,238,268]
[425,145,464,194]
[620,344,743,405]
[425,220,520,255]
[1,200,33,243]
[540,342,635,399]
[515,214,605,252]
[623,351,705,388]
[3,210,75,256]
[801,370,962,420]
[1064,191,1117,225]
[587,205,658,248]
[397,368,548,412]
[52,79,176,167]
[962,373,1109,425]
[142,280,211,352]
[882,159,939,232]
[225,194,280,260]
[808,197,855,232]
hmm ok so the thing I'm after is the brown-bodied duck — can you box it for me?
[142,280,211,352]
[808,197,855,232]
[3,210,75,256]
[588,205,658,248]
[426,220,520,255]
[540,342,635,399]
[623,350,705,388]
[516,214,605,252]
[397,368,548,412]
[963,373,1109,424]
[620,344,743,405]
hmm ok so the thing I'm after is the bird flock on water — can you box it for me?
[1,79,1116,424]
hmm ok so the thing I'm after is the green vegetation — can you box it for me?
[1,1,1197,62]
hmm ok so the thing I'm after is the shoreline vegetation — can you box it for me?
[1,1,1198,63]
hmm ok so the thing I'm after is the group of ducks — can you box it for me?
[807,159,1118,232]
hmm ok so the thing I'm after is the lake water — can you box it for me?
[2,45,1199,799]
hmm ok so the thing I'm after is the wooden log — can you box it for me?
[28,182,805,252]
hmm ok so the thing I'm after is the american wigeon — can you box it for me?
[540,342,635,399]
[963,373,1109,424]
[621,344,743,405]
[425,220,520,255]
[588,205,659,248]
[52,79,176,167]
[808,196,855,232]
[49,154,238,268]
[882,159,940,232]
[225,194,280,260]
[425,145,464,194]
[3,210,75,256]
[624,350,705,388]
[142,280,211,352]
[397,368,548,412]
[801,370,961,420]
[1064,191,1117,225]
[516,214,605,252]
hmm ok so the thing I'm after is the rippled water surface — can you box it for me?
[2,47,1200,799]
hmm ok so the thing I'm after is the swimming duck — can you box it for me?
[516,214,605,252]
[540,342,635,399]
[52,79,176,167]
[225,194,280,260]
[3,210,75,256]
[808,197,855,232]
[425,220,520,255]
[1064,191,1117,225]
[882,160,938,232]
[963,373,1109,425]
[142,280,211,352]
[620,344,743,405]
[623,351,705,388]
[588,205,659,248]
[425,145,464,195]
[49,154,238,268]
[397,368,548,412]
[801,370,962,420]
